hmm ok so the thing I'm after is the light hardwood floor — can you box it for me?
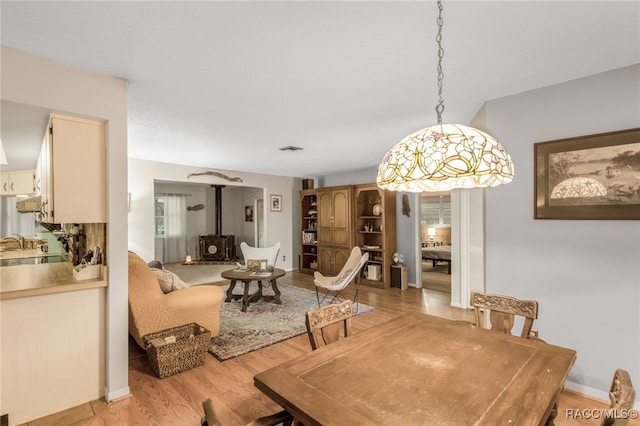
[23,271,637,426]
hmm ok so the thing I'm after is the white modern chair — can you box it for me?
[313,246,368,312]
[239,242,281,270]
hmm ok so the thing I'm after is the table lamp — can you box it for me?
[428,228,436,243]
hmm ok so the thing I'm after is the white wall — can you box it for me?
[483,64,640,400]
[128,158,299,269]
[1,46,129,422]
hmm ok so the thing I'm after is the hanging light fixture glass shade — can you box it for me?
[377,0,514,193]
[377,123,514,192]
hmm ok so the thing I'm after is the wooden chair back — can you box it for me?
[603,369,636,426]
[305,300,353,350]
[470,290,538,338]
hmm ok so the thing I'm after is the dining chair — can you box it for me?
[603,369,636,426]
[305,299,353,350]
[470,290,539,338]
[313,246,368,311]
[201,398,294,426]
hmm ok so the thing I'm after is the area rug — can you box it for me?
[209,284,375,361]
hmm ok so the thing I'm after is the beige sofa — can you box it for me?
[128,251,224,348]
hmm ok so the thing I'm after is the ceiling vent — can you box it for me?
[279,145,303,151]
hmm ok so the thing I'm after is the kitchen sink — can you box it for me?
[0,255,69,267]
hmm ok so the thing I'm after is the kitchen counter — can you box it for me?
[0,248,65,260]
[0,261,107,300]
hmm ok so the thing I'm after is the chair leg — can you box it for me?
[352,278,361,313]
[315,286,330,307]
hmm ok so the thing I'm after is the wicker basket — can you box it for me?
[143,323,211,379]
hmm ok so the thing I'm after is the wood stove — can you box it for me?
[199,234,235,261]
[198,185,236,261]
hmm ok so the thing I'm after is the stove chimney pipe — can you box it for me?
[212,185,225,235]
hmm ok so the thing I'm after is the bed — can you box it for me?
[421,246,451,274]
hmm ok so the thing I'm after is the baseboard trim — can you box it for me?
[105,386,130,402]
[564,380,640,410]
[564,381,608,402]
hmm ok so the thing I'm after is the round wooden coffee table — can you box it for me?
[221,268,286,312]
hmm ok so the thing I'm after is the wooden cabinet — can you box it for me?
[0,170,35,196]
[354,184,396,289]
[317,246,351,276]
[299,189,319,274]
[300,183,395,285]
[317,186,352,247]
[40,114,106,223]
[316,185,354,276]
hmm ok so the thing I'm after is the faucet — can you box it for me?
[1,234,23,249]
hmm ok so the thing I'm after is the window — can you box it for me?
[420,194,451,226]
[155,196,165,236]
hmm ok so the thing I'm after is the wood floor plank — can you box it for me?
[27,271,637,426]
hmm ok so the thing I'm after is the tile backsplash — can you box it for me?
[62,223,107,265]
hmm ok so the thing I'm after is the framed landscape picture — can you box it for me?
[270,194,282,212]
[534,128,640,220]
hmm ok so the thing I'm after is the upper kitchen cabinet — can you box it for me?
[0,170,35,196]
[40,114,106,223]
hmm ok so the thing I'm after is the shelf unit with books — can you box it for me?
[354,183,396,289]
[299,189,318,274]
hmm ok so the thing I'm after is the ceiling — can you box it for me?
[1,1,638,176]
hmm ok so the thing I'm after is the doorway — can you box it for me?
[420,192,452,297]
[153,180,264,262]
[255,198,265,247]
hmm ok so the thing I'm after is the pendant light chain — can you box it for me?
[435,0,445,123]
[376,0,514,192]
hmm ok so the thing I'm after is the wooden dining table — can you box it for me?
[254,312,576,426]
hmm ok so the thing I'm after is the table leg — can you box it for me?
[225,279,237,302]
[545,401,558,426]
[242,280,251,312]
[260,280,282,305]
[271,279,282,304]
[248,281,263,303]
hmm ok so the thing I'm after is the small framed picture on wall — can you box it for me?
[245,205,253,222]
[270,194,282,212]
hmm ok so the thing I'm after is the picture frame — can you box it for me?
[534,128,640,220]
[270,194,282,212]
[244,205,253,222]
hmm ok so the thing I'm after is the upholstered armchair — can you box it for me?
[128,251,225,348]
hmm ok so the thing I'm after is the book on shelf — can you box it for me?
[302,232,316,244]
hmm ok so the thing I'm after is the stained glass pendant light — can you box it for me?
[377,0,514,192]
